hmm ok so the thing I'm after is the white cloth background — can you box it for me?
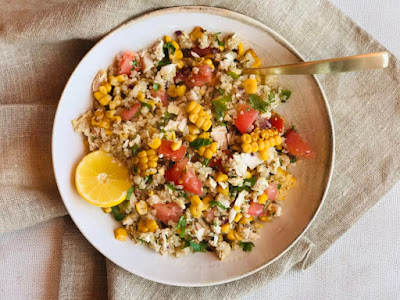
[1,1,399,299]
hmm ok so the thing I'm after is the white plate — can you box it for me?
[52,6,334,286]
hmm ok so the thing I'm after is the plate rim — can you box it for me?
[51,5,335,287]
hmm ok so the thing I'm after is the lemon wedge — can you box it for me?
[75,150,132,207]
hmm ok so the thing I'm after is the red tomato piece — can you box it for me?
[152,202,183,223]
[247,202,266,216]
[149,86,168,106]
[204,208,215,223]
[165,159,203,195]
[187,64,212,88]
[269,115,284,134]
[119,50,141,75]
[190,46,216,57]
[174,72,186,85]
[120,103,140,121]
[264,182,278,201]
[234,104,259,134]
[159,140,187,161]
[209,158,225,173]
[285,130,314,158]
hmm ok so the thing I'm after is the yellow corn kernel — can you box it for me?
[189,113,198,123]
[239,217,253,224]
[104,82,112,93]
[94,91,105,101]
[99,120,111,130]
[202,58,215,70]
[102,207,112,213]
[275,135,283,145]
[246,49,261,68]
[139,156,149,164]
[115,74,128,83]
[109,95,122,110]
[217,185,229,196]
[264,139,271,149]
[257,140,265,151]
[190,26,203,40]
[234,231,243,241]
[201,119,211,131]
[251,142,259,152]
[114,228,128,241]
[189,125,200,135]
[243,78,258,94]
[259,150,270,161]
[259,216,269,222]
[241,134,252,144]
[165,35,172,42]
[167,85,178,97]
[148,191,154,197]
[137,150,147,158]
[218,45,225,51]
[227,230,236,241]
[202,196,212,209]
[260,130,268,139]
[198,146,206,156]
[91,118,101,127]
[215,172,228,183]
[234,213,243,223]
[194,116,205,128]
[234,206,240,212]
[176,84,186,97]
[185,134,198,142]
[198,109,206,117]
[203,148,213,159]
[148,161,157,169]
[99,85,108,94]
[250,132,259,142]
[238,42,244,56]
[94,110,104,118]
[190,195,204,218]
[241,143,252,153]
[187,101,198,113]
[191,104,202,114]
[257,193,268,205]
[138,219,148,233]
[175,59,185,69]
[269,136,276,147]
[138,163,148,171]
[171,140,182,151]
[232,145,241,151]
[105,110,115,119]
[210,142,218,153]
[98,94,112,106]
[137,91,145,101]
[148,138,161,149]
[221,223,230,234]
[105,129,113,136]
[136,200,148,215]
[146,219,159,232]
[148,155,158,162]
[146,149,157,156]
[166,131,176,141]
[108,75,118,86]
[198,132,210,139]
[174,49,183,60]
[244,171,251,179]
[131,157,139,164]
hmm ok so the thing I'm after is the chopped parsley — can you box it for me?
[131,144,139,157]
[281,89,292,102]
[189,138,213,149]
[164,41,176,55]
[249,94,268,112]
[217,88,225,95]
[290,156,297,163]
[125,185,134,201]
[212,95,231,121]
[209,200,228,210]
[130,58,139,70]
[166,183,176,191]
[277,184,282,189]
[268,91,276,103]
[230,176,256,193]
[111,206,126,221]
[137,238,146,244]
[176,216,186,238]
[204,158,211,166]
[162,112,177,122]
[157,42,176,69]
[133,165,138,173]
[180,191,188,199]
[152,83,160,92]
[239,242,255,252]
[212,221,217,227]
[227,71,240,79]
[214,32,225,46]
[144,176,153,185]
[188,241,208,252]
[263,200,271,213]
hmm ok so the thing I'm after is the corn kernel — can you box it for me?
[189,113,198,123]
[94,91,105,101]
[227,230,236,240]
[99,120,111,129]
[269,137,276,147]
[146,138,160,150]
[132,157,139,164]
[198,132,210,139]
[241,134,252,144]
[251,142,259,152]
[210,142,218,153]
[138,219,148,233]
[243,78,258,94]
[234,231,243,241]
[148,191,154,196]
[217,185,229,196]
[234,213,243,222]
[98,94,112,106]
[167,131,176,141]
[241,143,252,153]
[191,104,202,114]
[238,42,244,56]
[260,130,268,139]
[171,40,180,50]
[203,148,213,159]
[137,150,147,158]
[187,101,198,112]
[275,135,283,145]
[190,26,203,40]
[246,49,261,68]
[176,84,186,97]
[102,207,112,213]
[146,149,156,156]
[239,217,252,224]
[104,82,112,93]
[195,116,205,128]
[105,129,113,136]
[185,134,198,142]
[136,200,148,215]
[174,49,183,60]
[148,155,158,161]
[221,223,230,233]
[202,196,212,209]
[189,125,200,135]
[215,172,228,183]
[138,163,148,171]
[114,228,128,241]
[136,91,145,101]
[190,195,204,218]
[234,206,240,212]
[258,140,265,151]
[257,193,268,204]
[139,156,148,164]
[245,171,252,179]
[108,75,118,86]
[198,146,206,156]
[202,119,212,131]
[171,140,182,151]
[250,132,259,142]
[259,216,269,222]
[148,161,158,169]
[116,74,128,83]
[165,35,172,42]
[259,150,270,161]
[198,109,206,117]
[99,85,108,94]
[145,219,159,232]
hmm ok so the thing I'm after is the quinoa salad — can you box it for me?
[72,27,314,260]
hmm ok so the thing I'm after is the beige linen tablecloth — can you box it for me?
[1,0,399,299]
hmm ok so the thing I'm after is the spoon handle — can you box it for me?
[242,52,389,75]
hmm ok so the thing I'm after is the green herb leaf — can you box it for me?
[137,238,146,244]
[189,241,208,252]
[176,216,186,238]
[131,144,139,157]
[268,91,276,103]
[164,41,176,55]
[209,200,228,210]
[214,32,225,47]
[290,156,297,163]
[230,176,256,193]
[111,206,126,221]
[130,57,139,70]
[157,42,176,69]
[180,191,188,199]
[217,88,225,95]
[166,183,176,191]
[212,95,231,121]
[126,185,135,201]
[162,112,177,122]
[227,71,240,79]
[239,241,255,252]
[212,221,217,227]
[263,200,271,213]
[141,102,153,110]
[133,165,138,173]
[281,89,291,102]
[249,94,268,113]
[152,83,160,92]
[144,176,152,184]
[189,138,213,149]
[277,184,281,189]
[204,158,211,167]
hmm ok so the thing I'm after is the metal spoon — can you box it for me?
[242,52,389,75]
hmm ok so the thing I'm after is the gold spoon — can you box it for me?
[242,52,389,75]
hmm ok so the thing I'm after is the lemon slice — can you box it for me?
[75,150,132,207]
